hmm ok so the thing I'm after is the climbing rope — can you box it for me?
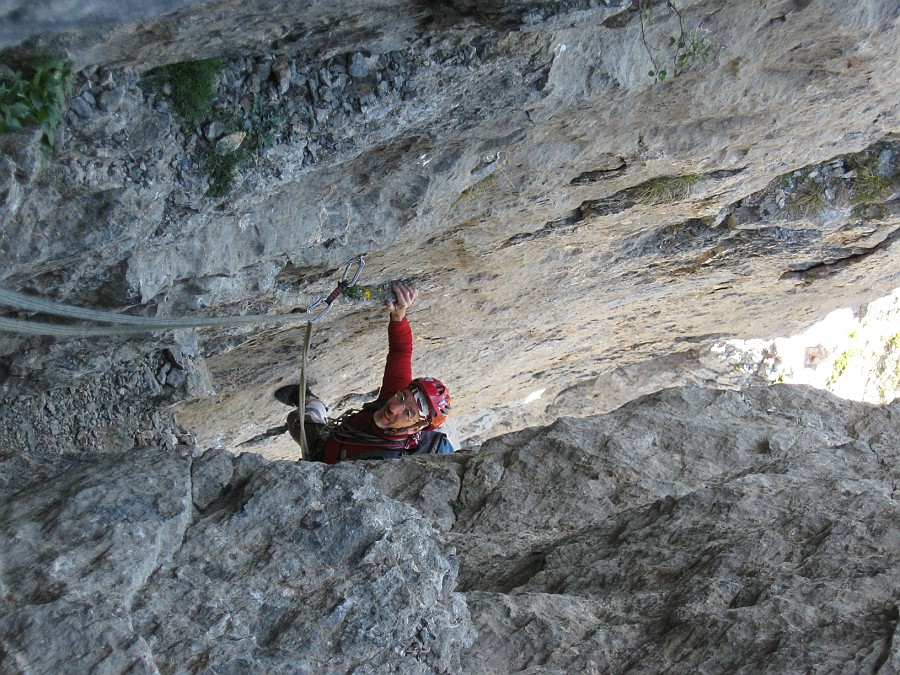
[295,256,364,459]
[0,256,366,457]
[298,321,313,460]
[0,256,366,459]
[0,257,365,337]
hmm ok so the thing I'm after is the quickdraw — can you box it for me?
[305,256,365,323]
[296,256,365,459]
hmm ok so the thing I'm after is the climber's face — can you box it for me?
[374,387,425,431]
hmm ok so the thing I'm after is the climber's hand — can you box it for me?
[388,282,418,322]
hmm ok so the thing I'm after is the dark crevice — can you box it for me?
[602,6,635,29]
[873,605,900,673]
[570,155,627,185]
[502,166,749,250]
[498,207,586,249]
[780,225,900,282]
[494,550,547,593]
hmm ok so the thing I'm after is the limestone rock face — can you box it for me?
[367,385,900,672]
[2,384,898,672]
[0,444,474,673]
[1,0,899,451]
[3,1,900,672]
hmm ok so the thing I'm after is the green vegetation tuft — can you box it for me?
[145,59,293,198]
[145,58,222,126]
[826,347,859,387]
[876,333,900,403]
[0,52,72,153]
[846,153,890,208]
[886,333,900,352]
[244,94,286,155]
[633,173,700,204]
[203,148,244,198]
[785,175,827,217]
[198,94,287,197]
[459,174,497,202]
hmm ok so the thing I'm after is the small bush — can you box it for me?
[0,53,72,152]
[146,58,222,126]
[639,1,711,82]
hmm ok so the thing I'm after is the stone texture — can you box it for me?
[2,370,900,671]
[2,3,900,670]
[366,385,900,672]
[0,444,474,672]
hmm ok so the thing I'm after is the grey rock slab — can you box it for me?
[365,385,900,672]
[133,456,474,672]
[0,444,193,673]
[0,445,474,672]
[366,453,466,533]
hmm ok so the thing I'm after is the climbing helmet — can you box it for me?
[409,377,451,430]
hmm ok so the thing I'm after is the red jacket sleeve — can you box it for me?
[378,317,413,399]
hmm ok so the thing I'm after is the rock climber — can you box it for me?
[274,282,453,462]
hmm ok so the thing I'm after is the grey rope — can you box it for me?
[0,313,313,336]
[298,322,313,460]
[0,257,365,337]
[0,287,314,336]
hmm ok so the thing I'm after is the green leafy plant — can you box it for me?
[639,1,710,82]
[145,58,222,126]
[633,173,700,204]
[0,54,72,152]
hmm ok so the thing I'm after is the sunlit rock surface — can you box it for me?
[1,0,899,450]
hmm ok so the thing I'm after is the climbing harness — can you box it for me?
[0,256,366,460]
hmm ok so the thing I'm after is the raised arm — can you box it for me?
[379,283,418,399]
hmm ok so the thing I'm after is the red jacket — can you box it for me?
[322,317,415,463]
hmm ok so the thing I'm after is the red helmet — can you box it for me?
[409,377,451,430]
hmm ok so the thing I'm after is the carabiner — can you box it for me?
[306,297,331,323]
[340,256,365,287]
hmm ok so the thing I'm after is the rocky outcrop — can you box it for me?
[1,384,898,672]
[0,442,473,672]
[369,384,900,672]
